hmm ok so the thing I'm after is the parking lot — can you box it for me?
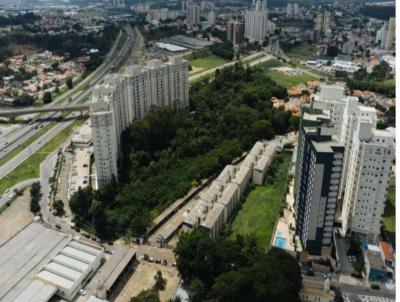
[0,188,32,245]
[335,234,355,275]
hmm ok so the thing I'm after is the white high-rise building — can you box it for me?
[340,110,395,242]
[244,0,268,42]
[91,57,189,187]
[315,12,330,33]
[286,3,293,18]
[385,17,395,50]
[322,12,331,33]
[293,3,299,16]
[208,10,216,26]
[186,3,200,26]
[287,3,299,18]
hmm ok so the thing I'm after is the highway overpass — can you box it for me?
[0,104,90,117]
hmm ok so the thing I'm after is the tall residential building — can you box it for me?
[186,3,200,26]
[91,57,189,187]
[340,110,395,242]
[294,107,344,255]
[385,17,395,50]
[244,0,268,42]
[315,12,330,33]
[286,3,293,18]
[208,10,216,26]
[315,13,323,31]
[293,3,299,16]
[322,12,331,33]
[287,3,299,18]
[227,20,245,45]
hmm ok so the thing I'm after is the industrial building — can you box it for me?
[0,223,103,302]
[0,223,136,302]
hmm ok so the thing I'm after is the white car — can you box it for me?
[79,289,86,296]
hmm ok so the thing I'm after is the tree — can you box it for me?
[43,91,53,104]
[188,278,207,302]
[53,199,65,216]
[66,77,73,89]
[327,46,339,57]
[251,120,274,140]
[154,270,167,291]
[130,289,160,302]
[30,182,41,213]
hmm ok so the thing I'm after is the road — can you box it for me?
[0,25,138,163]
[188,52,273,82]
[0,26,144,194]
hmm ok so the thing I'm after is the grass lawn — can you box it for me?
[287,43,317,60]
[383,185,395,247]
[264,70,316,88]
[229,153,291,248]
[188,55,227,70]
[257,59,288,70]
[0,119,84,196]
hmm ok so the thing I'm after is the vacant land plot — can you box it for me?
[264,70,316,88]
[257,59,287,70]
[286,43,317,60]
[229,153,291,248]
[114,262,180,302]
[383,185,395,246]
[0,188,32,245]
[189,54,227,70]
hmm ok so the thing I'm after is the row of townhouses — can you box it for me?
[183,141,277,238]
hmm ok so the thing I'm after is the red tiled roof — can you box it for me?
[380,241,395,261]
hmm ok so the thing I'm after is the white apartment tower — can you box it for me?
[208,10,216,26]
[244,0,268,42]
[340,108,395,242]
[187,3,200,26]
[385,17,395,50]
[91,57,189,187]
[293,3,299,16]
[286,3,293,18]
[315,12,330,33]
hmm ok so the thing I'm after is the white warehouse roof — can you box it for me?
[0,223,104,302]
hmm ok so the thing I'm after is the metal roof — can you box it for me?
[10,280,57,302]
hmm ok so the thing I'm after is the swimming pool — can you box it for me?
[275,236,287,249]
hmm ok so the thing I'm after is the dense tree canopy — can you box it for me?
[70,64,293,239]
[348,62,395,98]
[174,230,302,302]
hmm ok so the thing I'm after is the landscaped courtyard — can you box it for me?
[229,153,292,248]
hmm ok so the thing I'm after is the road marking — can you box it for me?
[358,295,395,302]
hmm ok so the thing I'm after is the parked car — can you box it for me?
[371,284,380,290]
[55,224,61,230]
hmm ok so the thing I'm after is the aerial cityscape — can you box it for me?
[0,0,396,302]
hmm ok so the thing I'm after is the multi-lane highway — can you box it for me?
[0,25,144,195]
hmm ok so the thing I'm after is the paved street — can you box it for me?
[343,293,395,302]
[0,26,143,200]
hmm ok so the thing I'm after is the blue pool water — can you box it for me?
[275,236,287,249]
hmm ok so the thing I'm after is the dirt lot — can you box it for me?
[0,188,33,245]
[113,261,180,302]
